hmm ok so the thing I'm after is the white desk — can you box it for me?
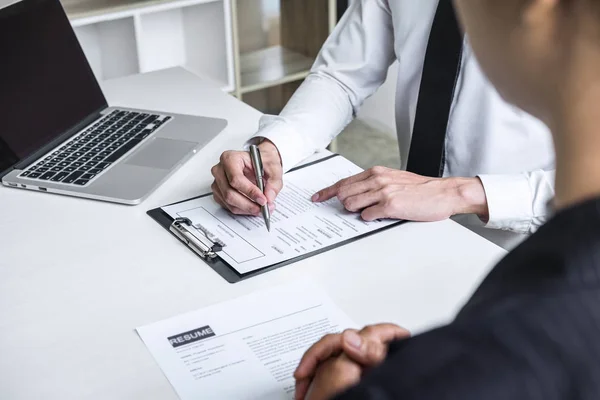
[0,67,506,399]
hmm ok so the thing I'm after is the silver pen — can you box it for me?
[249,145,271,232]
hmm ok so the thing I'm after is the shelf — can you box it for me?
[239,45,313,94]
[73,17,139,80]
[68,0,234,89]
[63,0,219,23]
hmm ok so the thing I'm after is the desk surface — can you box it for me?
[0,67,506,399]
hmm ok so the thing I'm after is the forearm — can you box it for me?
[254,74,355,172]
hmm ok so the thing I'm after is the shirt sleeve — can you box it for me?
[246,0,397,172]
[478,169,555,234]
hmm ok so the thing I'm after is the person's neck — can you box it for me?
[552,54,600,211]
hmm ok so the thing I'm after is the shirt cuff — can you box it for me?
[243,114,315,173]
[477,174,533,233]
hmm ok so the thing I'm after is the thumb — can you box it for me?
[341,330,387,367]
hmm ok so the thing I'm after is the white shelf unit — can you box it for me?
[64,0,337,114]
[66,0,235,92]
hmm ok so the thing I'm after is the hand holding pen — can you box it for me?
[210,140,283,229]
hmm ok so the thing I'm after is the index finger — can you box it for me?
[359,323,411,342]
[294,333,344,380]
[225,168,267,206]
[312,170,373,203]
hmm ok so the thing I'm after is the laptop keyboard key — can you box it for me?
[97,162,112,170]
[82,173,96,180]
[74,179,89,186]
[136,130,152,140]
[142,115,158,124]
[51,172,69,182]
[105,138,141,162]
[20,171,31,177]
[28,172,41,178]
[39,172,55,180]
[63,171,84,184]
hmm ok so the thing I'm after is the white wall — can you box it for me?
[356,62,398,140]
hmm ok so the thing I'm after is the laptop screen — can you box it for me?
[0,0,107,177]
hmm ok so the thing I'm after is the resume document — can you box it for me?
[136,282,355,399]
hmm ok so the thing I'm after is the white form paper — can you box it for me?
[162,156,397,274]
[136,282,356,400]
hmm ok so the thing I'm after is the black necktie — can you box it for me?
[405,1,464,177]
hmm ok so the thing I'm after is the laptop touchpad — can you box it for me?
[125,138,196,170]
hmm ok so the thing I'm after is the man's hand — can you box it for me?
[211,140,283,215]
[295,324,411,400]
[304,355,362,400]
[312,166,489,222]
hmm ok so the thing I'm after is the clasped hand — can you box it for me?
[294,324,410,400]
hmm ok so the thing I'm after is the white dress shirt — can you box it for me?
[251,0,555,249]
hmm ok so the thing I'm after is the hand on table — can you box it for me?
[312,166,489,222]
[295,324,411,400]
[211,140,283,216]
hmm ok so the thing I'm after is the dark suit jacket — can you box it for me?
[337,198,600,399]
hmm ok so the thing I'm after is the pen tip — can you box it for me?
[266,221,271,232]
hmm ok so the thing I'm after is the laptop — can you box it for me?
[0,0,227,204]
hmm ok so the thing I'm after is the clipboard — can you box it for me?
[147,154,407,283]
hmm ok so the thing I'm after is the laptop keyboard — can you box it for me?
[19,110,171,186]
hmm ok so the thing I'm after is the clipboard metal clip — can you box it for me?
[170,217,224,259]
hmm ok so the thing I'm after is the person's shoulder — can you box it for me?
[339,293,600,400]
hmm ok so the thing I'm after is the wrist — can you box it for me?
[447,177,489,221]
